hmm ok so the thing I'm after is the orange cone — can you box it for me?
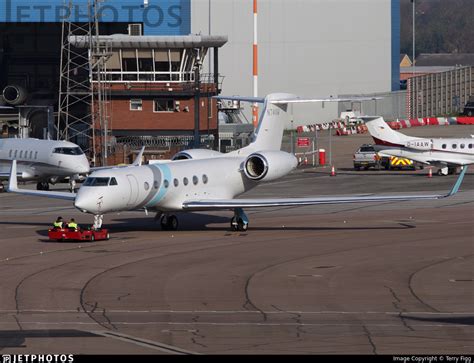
[304,157,308,165]
[428,167,432,178]
[330,165,336,176]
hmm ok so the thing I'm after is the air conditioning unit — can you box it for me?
[128,24,143,36]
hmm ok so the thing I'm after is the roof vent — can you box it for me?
[128,24,143,36]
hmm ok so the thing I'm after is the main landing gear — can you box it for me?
[158,214,179,231]
[230,208,249,232]
[36,182,50,190]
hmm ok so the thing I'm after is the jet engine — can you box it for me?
[3,85,28,105]
[405,139,433,150]
[243,151,297,182]
[172,149,223,160]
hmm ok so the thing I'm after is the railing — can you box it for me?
[92,72,225,89]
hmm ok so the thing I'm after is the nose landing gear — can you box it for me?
[93,214,104,230]
[231,208,249,232]
[36,182,50,190]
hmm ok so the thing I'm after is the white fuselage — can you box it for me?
[0,138,90,181]
[378,138,474,166]
[74,153,296,215]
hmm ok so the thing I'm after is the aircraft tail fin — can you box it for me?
[216,94,380,151]
[360,116,418,147]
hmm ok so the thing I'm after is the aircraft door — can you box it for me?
[126,174,139,206]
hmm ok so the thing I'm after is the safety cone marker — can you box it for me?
[330,165,336,176]
[428,167,432,178]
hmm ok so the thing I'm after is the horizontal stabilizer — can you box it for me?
[213,96,265,104]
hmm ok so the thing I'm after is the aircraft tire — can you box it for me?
[230,217,238,231]
[237,218,248,232]
[168,215,179,231]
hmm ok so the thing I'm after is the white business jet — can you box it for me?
[0,138,90,191]
[363,116,474,175]
[7,93,468,231]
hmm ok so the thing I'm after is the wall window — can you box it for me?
[154,99,175,112]
[130,99,143,111]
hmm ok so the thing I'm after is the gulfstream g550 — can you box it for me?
[7,93,468,231]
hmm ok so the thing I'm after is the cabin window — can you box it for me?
[130,99,143,111]
[110,177,118,186]
[83,177,110,187]
[442,144,447,149]
[34,151,38,159]
[29,151,33,159]
[154,180,159,189]
[173,178,179,187]
[193,175,198,185]
[460,144,465,149]
[202,174,208,184]
[183,177,189,186]
[144,182,150,191]
[163,179,169,188]
[19,150,23,158]
[469,144,473,149]
[8,150,12,158]
[452,144,457,149]
[14,150,17,158]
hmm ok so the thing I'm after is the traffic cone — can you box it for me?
[330,165,336,176]
[304,157,308,165]
[428,167,432,178]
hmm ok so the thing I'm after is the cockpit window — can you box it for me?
[83,177,111,186]
[53,147,84,155]
[109,177,118,186]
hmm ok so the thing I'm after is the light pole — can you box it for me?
[412,0,416,75]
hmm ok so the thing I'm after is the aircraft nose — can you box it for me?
[74,195,89,213]
[76,157,90,174]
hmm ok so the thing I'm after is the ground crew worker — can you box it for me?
[53,217,63,229]
[67,218,79,230]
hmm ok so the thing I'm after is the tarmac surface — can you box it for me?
[0,126,473,354]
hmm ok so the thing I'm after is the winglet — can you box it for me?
[8,160,18,192]
[132,146,146,166]
[445,165,468,197]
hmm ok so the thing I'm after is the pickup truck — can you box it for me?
[353,144,385,170]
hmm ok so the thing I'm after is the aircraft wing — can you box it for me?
[183,166,467,210]
[7,160,76,201]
